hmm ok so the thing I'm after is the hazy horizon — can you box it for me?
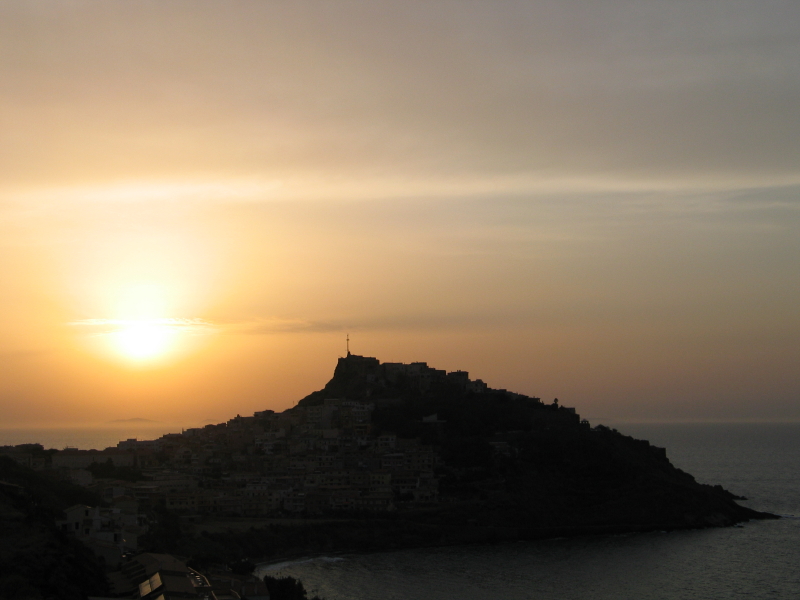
[2,1,799,427]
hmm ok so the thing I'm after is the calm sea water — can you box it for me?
[0,425,180,450]
[256,423,800,600]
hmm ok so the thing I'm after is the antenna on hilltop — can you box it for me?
[346,333,351,356]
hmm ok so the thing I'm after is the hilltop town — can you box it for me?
[0,352,772,598]
[2,354,562,559]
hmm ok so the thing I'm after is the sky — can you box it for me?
[1,0,799,427]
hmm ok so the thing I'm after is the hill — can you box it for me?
[296,353,770,533]
[27,353,770,570]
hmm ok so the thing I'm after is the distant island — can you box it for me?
[0,352,777,597]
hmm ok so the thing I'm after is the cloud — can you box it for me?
[232,318,345,335]
[217,313,525,336]
[723,184,800,207]
[68,318,216,336]
[3,1,800,196]
[123,315,496,337]
[2,180,282,208]
[69,316,348,336]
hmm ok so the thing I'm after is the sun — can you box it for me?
[72,283,212,364]
[113,321,174,361]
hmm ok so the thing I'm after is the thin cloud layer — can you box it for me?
[2,1,799,194]
[69,318,216,336]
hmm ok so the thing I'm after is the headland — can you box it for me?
[0,353,776,595]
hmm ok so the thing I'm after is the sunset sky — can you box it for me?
[2,1,799,427]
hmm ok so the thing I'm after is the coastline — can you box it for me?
[251,513,781,578]
[190,501,777,572]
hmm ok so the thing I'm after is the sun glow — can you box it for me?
[113,320,176,361]
[71,315,214,365]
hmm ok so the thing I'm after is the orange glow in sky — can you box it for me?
[1,2,799,427]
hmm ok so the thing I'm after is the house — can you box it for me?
[108,553,215,599]
[57,505,129,567]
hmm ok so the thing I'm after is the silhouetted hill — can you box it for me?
[299,354,771,533]
[66,354,773,569]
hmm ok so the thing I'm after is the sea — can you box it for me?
[0,424,182,451]
[254,422,800,600]
[2,422,798,599]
